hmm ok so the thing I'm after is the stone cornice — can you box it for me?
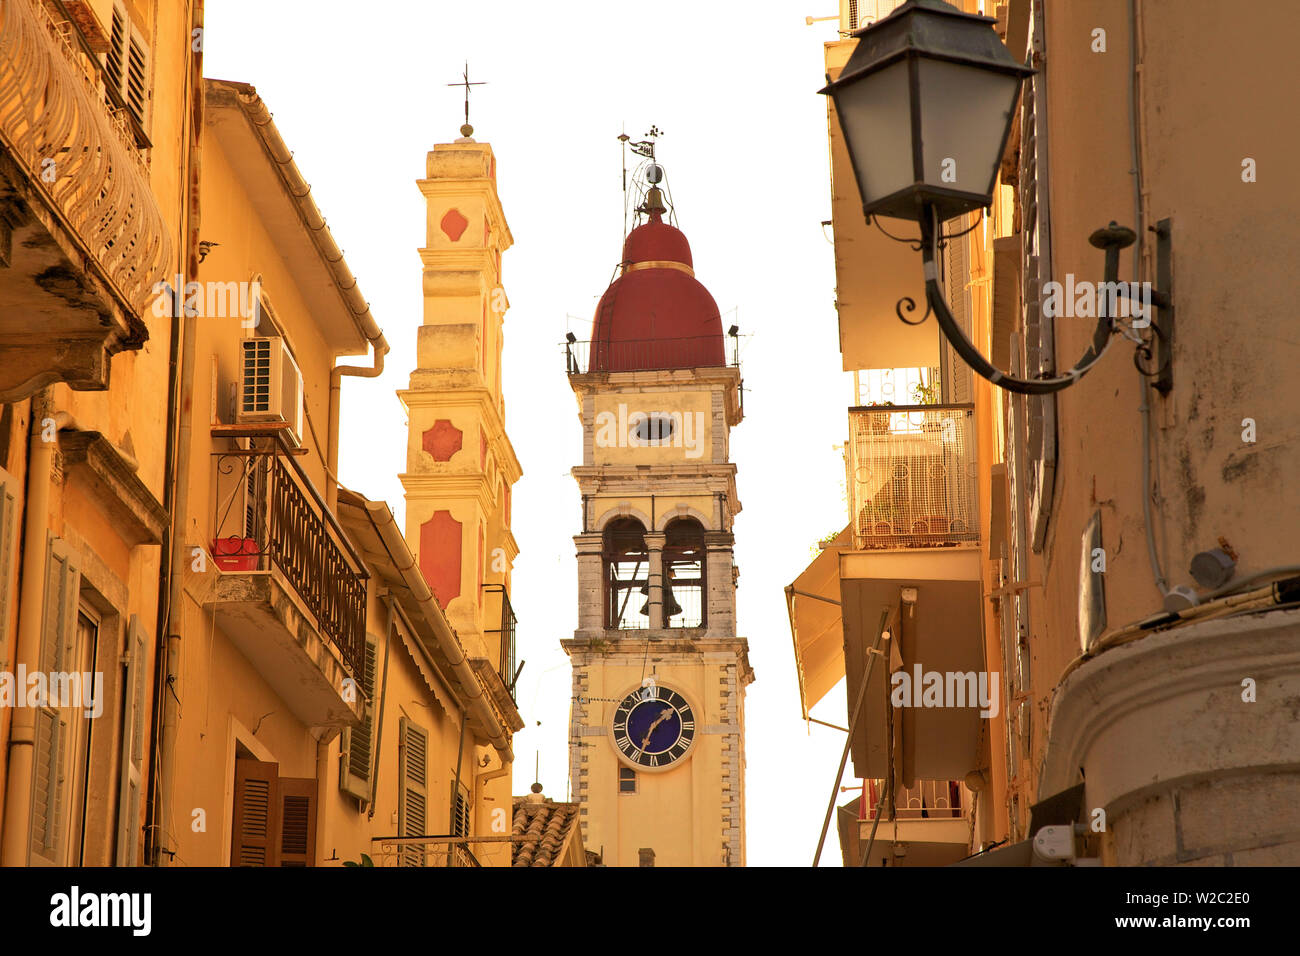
[1040,606,1300,811]
[59,431,167,546]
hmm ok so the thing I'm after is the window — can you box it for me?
[103,2,151,134]
[29,538,80,866]
[604,518,649,630]
[451,780,471,838]
[339,636,379,803]
[230,757,318,866]
[663,518,706,629]
[397,717,429,867]
[115,616,147,866]
[619,767,637,794]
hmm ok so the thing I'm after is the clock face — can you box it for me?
[610,685,696,770]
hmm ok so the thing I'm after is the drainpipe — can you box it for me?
[155,298,199,868]
[1,399,78,865]
[327,324,387,514]
[475,758,511,848]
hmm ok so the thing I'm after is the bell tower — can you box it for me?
[562,169,752,867]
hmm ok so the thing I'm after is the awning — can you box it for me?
[786,526,852,718]
[841,547,987,783]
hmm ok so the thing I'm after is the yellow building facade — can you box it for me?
[0,0,523,868]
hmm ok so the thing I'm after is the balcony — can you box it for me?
[840,779,973,867]
[0,0,172,400]
[564,335,740,376]
[208,426,367,728]
[848,404,978,551]
[369,836,486,867]
[475,583,525,733]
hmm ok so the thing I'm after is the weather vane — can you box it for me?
[630,125,662,160]
[447,61,486,138]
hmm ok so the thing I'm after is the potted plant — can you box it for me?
[865,400,894,435]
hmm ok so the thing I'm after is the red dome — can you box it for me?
[590,213,724,372]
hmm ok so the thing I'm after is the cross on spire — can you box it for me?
[447,61,486,138]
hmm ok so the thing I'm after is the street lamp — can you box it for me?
[821,0,1165,395]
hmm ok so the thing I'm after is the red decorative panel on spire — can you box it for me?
[423,419,462,462]
[440,208,469,241]
[420,511,462,607]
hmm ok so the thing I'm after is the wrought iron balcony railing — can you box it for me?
[0,0,171,311]
[482,583,519,702]
[863,779,963,821]
[564,335,740,375]
[847,403,979,551]
[212,432,367,678]
[370,836,483,867]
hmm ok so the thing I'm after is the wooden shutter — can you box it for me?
[278,778,317,867]
[942,224,974,405]
[30,538,80,865]
[231,758,280,867]
[105,2,150,129]
[339,637,377,801]
[1019,0,1058,553]
[0,466,16,664]
[451,780,471,838]
[115,615,147,866]
[397,717,428,867]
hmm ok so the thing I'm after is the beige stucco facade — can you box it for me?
[796,0,1300,867]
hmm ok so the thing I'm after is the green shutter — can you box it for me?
[115,616,147,866]
[339,637,377,802]
[397,717,428,867]
[30,537,80,865]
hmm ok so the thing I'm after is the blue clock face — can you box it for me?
[611,686,696,769]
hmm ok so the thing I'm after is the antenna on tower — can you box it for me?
[618,126,630,240]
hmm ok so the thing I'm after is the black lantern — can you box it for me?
[821,0,1033,224]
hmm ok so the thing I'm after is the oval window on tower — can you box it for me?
[635,415,675,444]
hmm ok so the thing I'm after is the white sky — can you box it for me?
[204,0,860,866]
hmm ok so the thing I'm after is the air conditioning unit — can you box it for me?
[236,337,304,446]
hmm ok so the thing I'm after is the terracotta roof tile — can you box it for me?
[510,799,583,867]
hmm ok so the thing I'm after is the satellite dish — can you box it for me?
[646,163,664,184]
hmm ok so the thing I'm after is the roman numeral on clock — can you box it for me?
[682,720,694,732]
[647,754,660,767]
[615,734,631,753]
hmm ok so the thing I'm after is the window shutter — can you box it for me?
[104,2,150,129]
[451,780,471,838]
[339,637,377,801]
[0,466,16,664]
[30,538,80,865]
[944,225,974,405]
[397,717,428,867]
[231,758,280,866]
[1019,0,1058,552]
[115,615,147,866]
[278,777,318,867]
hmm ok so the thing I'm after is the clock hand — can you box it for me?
[640,706,676,749]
